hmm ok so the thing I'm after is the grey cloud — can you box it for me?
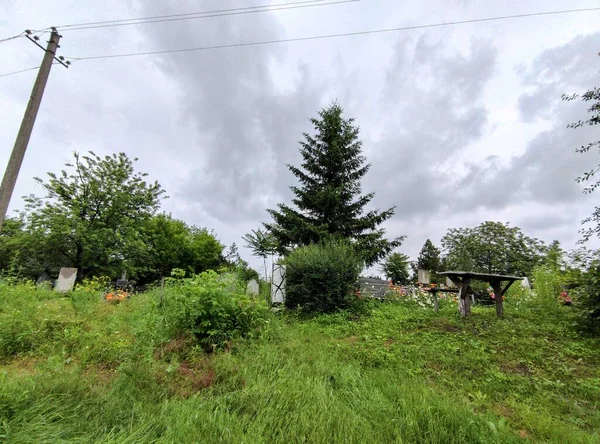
[453,33,600,212]
[364,36,498,216]
[136,1,328,223]
[517,33,600,123]
[517,212,577,234]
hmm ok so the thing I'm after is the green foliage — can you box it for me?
[1,281,600,442]
[563,64,600,242]
[532,265,563,308]
[573,260,600,332]
[266,103,403,266]
[160,271,270,351]
[441,221,544,276]
[232,259,260,284]
[76,275,111,292]
[1,154,231,285]
[415,239,441,272]
[544,240,565,270]
[141,214,224,283]
[380,252,410,284]
[242,228,277,281]
[285,240,362,313]
[22,151,166,280]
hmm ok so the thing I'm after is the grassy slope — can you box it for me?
[1,286,599,443]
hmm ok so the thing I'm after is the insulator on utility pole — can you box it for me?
[0,31,62,231]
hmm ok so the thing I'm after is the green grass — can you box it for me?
[1,284,599,443]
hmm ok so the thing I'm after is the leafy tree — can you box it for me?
[141,214,224,283]
[380,252,411,285]
[441,221,544,277]
[265,103,403,266]
[563,53,600,242]
[242,228,278,281]
[23,151,165,279]
[0,217,41,277]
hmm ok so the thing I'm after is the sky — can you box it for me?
[1,0,599,275]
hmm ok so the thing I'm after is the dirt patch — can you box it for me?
[384,338,395,347]
[500,362,532,377]
[343,335,359,345]
[154,334,196,361]
[2,358,40,377]
[425,361,444,372]
[170,359,217,398]
[431,318,462,333]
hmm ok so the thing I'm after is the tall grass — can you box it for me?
[1,282,600,443]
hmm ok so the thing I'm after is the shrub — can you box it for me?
[531,265,562,308]
[161,271,270,352]
[573,260,600,333]
[504,280,533,309]
[284,240,362,313]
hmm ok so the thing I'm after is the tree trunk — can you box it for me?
[458,277,471,317]
[492,281,503,318]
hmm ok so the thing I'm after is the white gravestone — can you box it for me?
[417,269,430,284]
[55,267,77,292]
[246,279,259,296]
[521,277,531,290]
[271,264,286,304]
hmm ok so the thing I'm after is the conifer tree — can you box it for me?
[265,103,403,266]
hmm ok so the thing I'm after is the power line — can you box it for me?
[57,0,358,31]
[0,32,26,44]
[0,66,40,78]
[56,0,326,28]
[66,6,600,61]
[0,62,62,78]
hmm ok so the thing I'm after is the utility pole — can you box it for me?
[0,30,66,231]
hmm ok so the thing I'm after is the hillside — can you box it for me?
[1,284,599,443]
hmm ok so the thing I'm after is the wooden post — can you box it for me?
[458,277,472,317]
[0,32,61,231]
[491,281,503,318]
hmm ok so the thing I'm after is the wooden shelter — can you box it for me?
[439,271,523,317]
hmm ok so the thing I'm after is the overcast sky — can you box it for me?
[1,0,599,274]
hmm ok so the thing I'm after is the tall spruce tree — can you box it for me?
[265,103,403,266]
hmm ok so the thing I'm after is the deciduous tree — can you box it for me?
[380,252,411,285]
[441,221,544,277]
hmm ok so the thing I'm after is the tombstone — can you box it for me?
[271,264,286,304]
[55,267,77,292]
[246,278,259,297]
[417,269,430,284]
[521,277,531,290]
[446,277,456,288]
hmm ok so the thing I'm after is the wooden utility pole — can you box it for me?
[0,30,61,231]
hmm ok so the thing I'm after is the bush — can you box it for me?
[531,265,562,309]
[284,240,362,313]
[161,271,270,352]
[573,260,600,333]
